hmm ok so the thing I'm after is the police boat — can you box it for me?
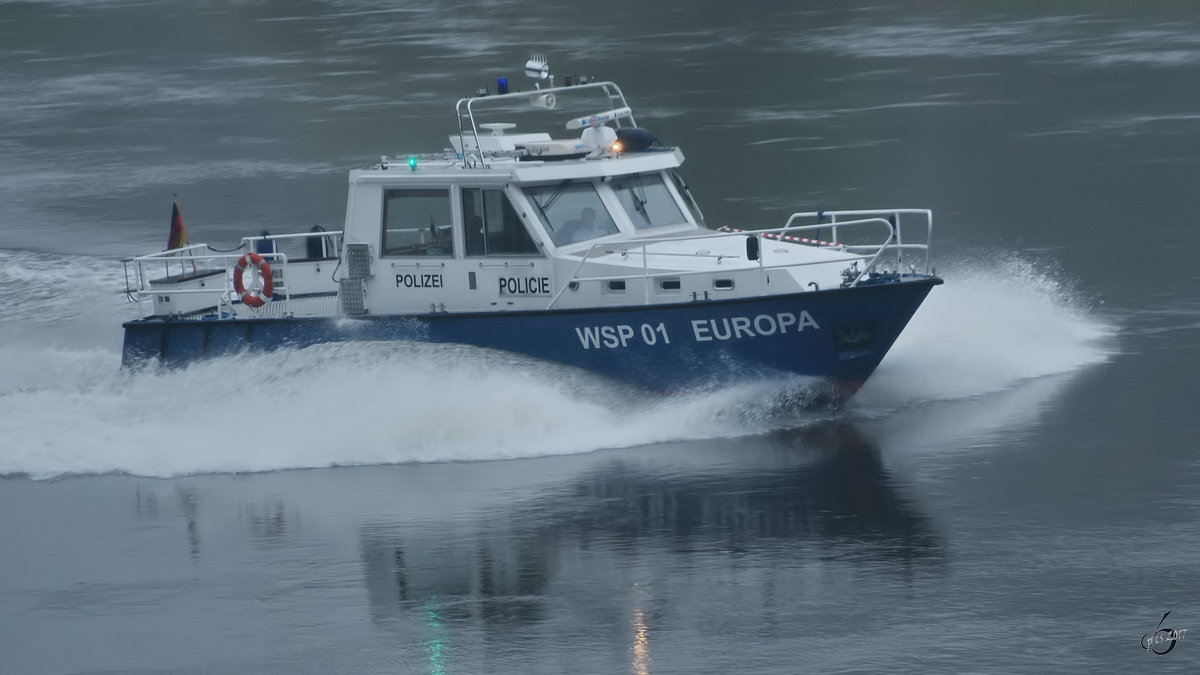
[122,56,942,398]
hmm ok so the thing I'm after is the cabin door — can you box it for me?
[460,187,552,311]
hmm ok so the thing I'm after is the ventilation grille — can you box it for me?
[345,243,372,279]
[339,278,366,315]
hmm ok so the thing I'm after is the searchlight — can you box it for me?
[524,52,552,88]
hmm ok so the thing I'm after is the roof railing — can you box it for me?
[454,81,636,168]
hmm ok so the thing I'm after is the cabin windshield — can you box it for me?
[525,181,619,246]
[611,173,687,230]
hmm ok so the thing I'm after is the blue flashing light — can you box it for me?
[497,77,509,95]
[408,156,417,171]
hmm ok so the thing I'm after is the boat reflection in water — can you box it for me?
[358,422,942,667]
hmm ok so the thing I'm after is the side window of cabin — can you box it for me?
[382,189,453,256]
[462,188,540,256]
[611,173,687,230]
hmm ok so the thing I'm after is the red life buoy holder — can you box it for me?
[233,252,274,307]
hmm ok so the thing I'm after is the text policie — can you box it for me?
[500,276,550,296]
[574,311,819,350]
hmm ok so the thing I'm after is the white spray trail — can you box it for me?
[855,253,1115,406]
[0,250,1116,479]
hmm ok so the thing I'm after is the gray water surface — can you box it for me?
[1,2,1198,672]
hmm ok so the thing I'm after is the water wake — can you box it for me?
[855,252,1115,408]
[0,250,1115,479]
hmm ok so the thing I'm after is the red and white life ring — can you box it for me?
[233,252,274,307]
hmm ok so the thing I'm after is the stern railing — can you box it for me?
[123,229,342,319]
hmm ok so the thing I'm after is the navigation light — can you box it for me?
[611,127,660,153]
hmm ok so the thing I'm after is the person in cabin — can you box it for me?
[560,207,597,243]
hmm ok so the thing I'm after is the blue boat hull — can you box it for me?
[122,278,940,395]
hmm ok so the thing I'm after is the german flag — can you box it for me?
[167,196,189,250]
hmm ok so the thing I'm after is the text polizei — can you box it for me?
[395,273,444,289]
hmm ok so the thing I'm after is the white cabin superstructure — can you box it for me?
[331,79,902,321]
